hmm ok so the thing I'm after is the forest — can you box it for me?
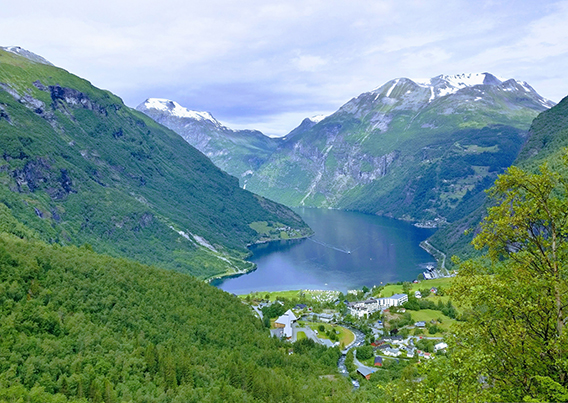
[0,205,354,402]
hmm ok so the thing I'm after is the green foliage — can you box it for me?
[428,95,568,266]
[450,161,568,401]
[356,346,373,361]
[0,49,311,279]
[377,159,568,402]
[261,303,286,319]
[345,350,356,373]
[0,225,354,402]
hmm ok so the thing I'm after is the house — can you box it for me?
[274,309,298,339]
[357,367,375,380]
[383,347,401,357]
[430,287,438,294]
[414,321,426,328]
[317,313,334,323]
[434,342,448,352]
[384,293,408,307]
[414,291,422,299]
[294,304,307,310]
[374,356,383,367]
[347,298,381,318]
[348,294,408,318]
[418,350,433,359]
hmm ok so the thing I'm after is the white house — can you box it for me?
[348,294,409,317]
[434,342,448,352]
[274,309,298,339]
[347,298,381,318]
[386,293,408,306]
[383,347,402,357]
[415,291,422,299]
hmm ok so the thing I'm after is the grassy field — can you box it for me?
[240,289,340,303]
[296,331,307,341]
[377,277,454,298]
[300,322,355,346]
[409,309,455,337]
[240,290,303,301]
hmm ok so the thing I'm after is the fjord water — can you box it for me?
[214,208,436,294]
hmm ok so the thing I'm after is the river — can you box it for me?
[213,208,436,294]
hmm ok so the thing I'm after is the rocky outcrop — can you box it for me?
[12,158,76,200]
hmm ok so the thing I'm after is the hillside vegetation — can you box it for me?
[246,74,550,227]
[428,95,568,263]
[0,206,353,402]
[0,49,311,279]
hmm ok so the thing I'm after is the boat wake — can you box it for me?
[308,238,353,254]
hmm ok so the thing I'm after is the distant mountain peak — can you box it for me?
[370,72,554,107]
[1,46,53,66]
[140,98,222,127]
[412,72,504,89]
[309,114,327,123]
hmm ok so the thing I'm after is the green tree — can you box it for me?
[356,345,373,360]
[450,162,568,401]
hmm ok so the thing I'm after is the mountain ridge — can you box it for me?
[137,98,281,183]
[244,72,553,228]
[0,47,311,280]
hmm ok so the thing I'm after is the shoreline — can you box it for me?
[208,233,313,285]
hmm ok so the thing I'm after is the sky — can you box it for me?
[2,0,568,136]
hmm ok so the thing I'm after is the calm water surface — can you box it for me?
[213,208,436,294]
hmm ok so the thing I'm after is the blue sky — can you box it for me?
[3,0,568,136]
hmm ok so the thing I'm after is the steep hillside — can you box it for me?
[515,95,568,166]
[428,95,568,263]
[246,73,553,226]
[0,208,351,402]
[0,48,311,279]
[137,98,281,183]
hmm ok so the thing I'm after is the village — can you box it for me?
[241,277,455,382]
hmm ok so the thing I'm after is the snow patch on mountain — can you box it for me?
[385,79,400,98]
[309,114,327,123]
[1,46,53,66]
[143,98,221,126]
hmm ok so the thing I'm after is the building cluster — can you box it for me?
[372,337,448,360]
[347,293,408,318]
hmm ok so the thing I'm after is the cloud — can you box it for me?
[292,54,329,72]
[2,0,567,134]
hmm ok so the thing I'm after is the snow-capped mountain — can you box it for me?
[142,98,222,127]
[245,73,556,226]
[1,46,53,66]
[137,98,280,182]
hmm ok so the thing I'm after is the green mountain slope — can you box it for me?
[0,208,351,402]
[0,48,311,279]
[246,73,553,226]
[428,95,568,263]
[137,99,281,184]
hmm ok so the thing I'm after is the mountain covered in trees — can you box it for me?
[428,94,568,262]
[0,47,311,280]
[0,205,355,402]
